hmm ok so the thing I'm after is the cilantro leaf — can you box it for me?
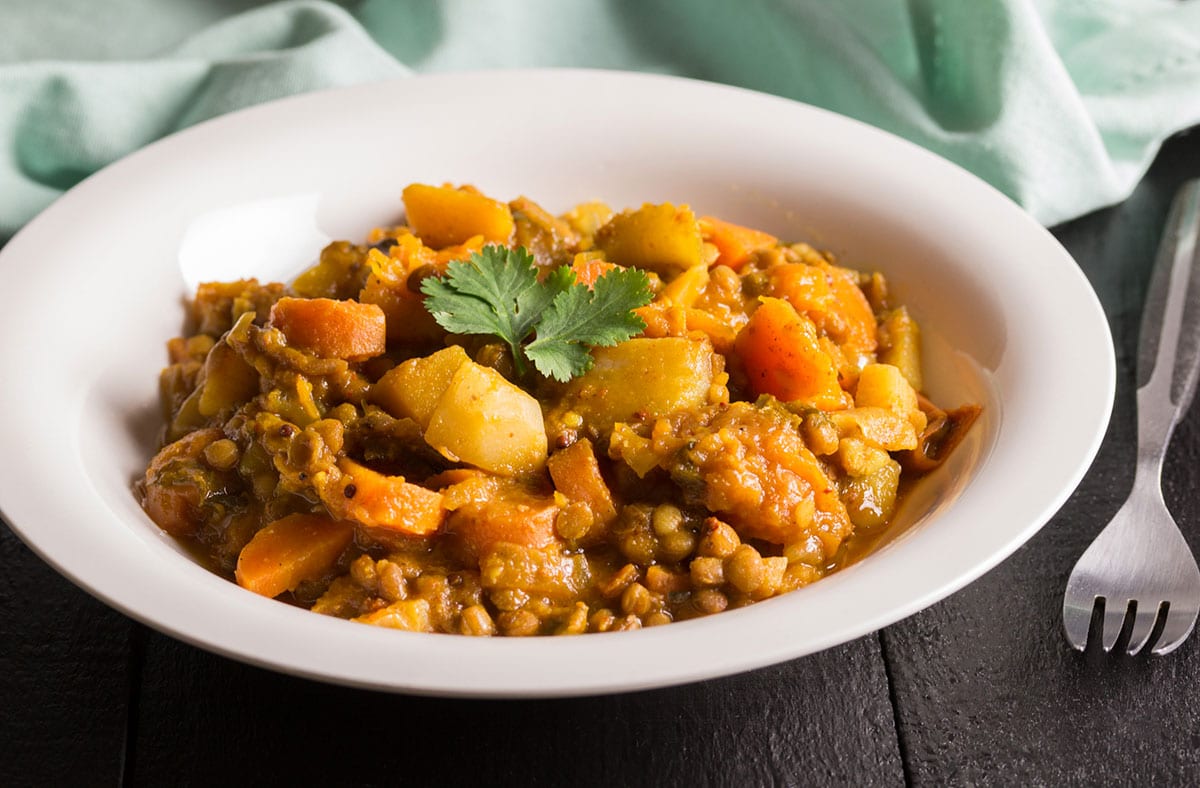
[525,267,652,381]
[422,245,535,340]
[421,244,651,381]
[421,246,542,375]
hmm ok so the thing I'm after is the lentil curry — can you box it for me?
[138,183,978,636]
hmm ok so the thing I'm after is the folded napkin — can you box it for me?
[3,0,1199,239]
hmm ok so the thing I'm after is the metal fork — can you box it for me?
[1063,180,1200,656]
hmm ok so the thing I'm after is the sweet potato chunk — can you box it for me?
[735,297,846,409]
[235,513,354,598]
[268,297,386,361]
[402,183,515,249]
[815,262,878,360]
[446,488,561,563]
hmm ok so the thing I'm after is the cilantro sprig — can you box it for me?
[421,245,652,381]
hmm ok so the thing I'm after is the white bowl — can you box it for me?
[0,70,1113,697]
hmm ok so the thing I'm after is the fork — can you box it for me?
[1063,179,1200,656]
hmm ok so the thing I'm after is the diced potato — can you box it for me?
[562,200,614,247]
[423,361,548,475]
[234,513,354,598]
[402,183,515,249]
[659,264,710,307]
[558,337,714,432]
[829,407,919,452]
[268,297,387,361]
[878,307,923,392]
[594,202,704,274]
[855,363,926,434]
[606,423,660,478]
[371,345,471,429]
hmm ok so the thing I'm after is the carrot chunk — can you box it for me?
[569,254,620,288]
[700,216,778,271]
[319,458,445,536]
[547,438,617,527]
[235,513,354,598]
[268,297,386,361]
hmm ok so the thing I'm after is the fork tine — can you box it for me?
[1062,597,1096,651]
[1151,604,1198,655]
[1101,600,1131,652]
[1125,603,1161,655]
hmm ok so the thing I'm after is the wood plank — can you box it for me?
[127,629,903,786]
[884,131,1200,785]
[0,524,133,785]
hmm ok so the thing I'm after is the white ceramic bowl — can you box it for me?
[0,70,1113,697]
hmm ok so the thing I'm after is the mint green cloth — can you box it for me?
[3,0,1199,238]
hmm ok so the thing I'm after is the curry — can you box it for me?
[137,183,977,636]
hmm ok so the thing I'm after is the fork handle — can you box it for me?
[1136,179,1200,468]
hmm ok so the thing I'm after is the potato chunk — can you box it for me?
[557,337,714,432]
[402,183,515,249]
[424,361,548,476]
[855,362,926,434]
[370,345,470,429]
[595,202,704,274]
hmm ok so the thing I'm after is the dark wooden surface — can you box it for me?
[3,131,1199,787]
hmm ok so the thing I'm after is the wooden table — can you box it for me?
[4,131,1199,787]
